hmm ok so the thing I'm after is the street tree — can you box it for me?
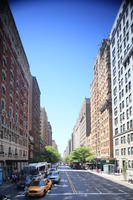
[69,146,94,167]
[43,146,61,164]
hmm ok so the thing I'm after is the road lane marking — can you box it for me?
[118,189,125,193]
[65,171,77,193]
[95,187,102,193]
[47,192,129,196]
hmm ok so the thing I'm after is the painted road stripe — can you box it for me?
[65,171,77,193]
[95,187,102,193]
[47,192,129,196]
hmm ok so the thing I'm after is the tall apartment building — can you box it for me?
[40,107,48,147]
[52,140,58,150]
[90,39,113,162]
[47,121,52,146]
[29,76,40,162]
[73,98,91,149]
[110,0,133,175]
[0,1,31,179]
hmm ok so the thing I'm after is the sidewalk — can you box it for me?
[87,169,133,190]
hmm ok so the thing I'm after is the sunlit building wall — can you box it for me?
[110,0,133,175]
[90,39,113,161]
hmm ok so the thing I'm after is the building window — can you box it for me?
[9,96,13,105]
[129,106,132,116]
[8,147,12,155]
[0,145,3,153]
[131,133,133,142]
[123,124,125,132]
[1,85,6,96]
[131,147,133,155]
[113,87,117,96]
[126,32,129,42]
[127,121,130,130]
[125,73,128,83]
[129,94,132,103]
[123,27,126,37]
[15,148,18,155]
[130,120,133,128]
[126,8,128,17]
[122,100,124,109]
[9,107,13,118]
[2,70,6,82]
[113,77,116,85]
[126,84,128,93]
[120,103,122,112]
[115,149,119,156]
[1,116,5,124]
[121,136,126,144]
[127,134,130,143]
[114,117,118,126]
[121,148,126,155]
[0,131,3,139]
[9,135,11,142]
[131,10,133,20]
[122,89,124,97]
[126,20,129,29]
[2,57,7,67]
[129,81,131,91]
[131,23,133,33]
[114,107,118,116]
[115,138,119,145]
[119,92,122,100]
[123,112,125,120]
[128,147,131,155]
[128,160,131,168]
[127,109,129,119]
[126,97,129,107]
[121,125,123,133]
[1,99,5,110]
[123,15,125,25]
[128,68,131,77]
[114,97,117,105]
[115,128,118,135]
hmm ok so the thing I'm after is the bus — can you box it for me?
[22,162,49,176]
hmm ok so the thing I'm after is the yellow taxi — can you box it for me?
[27,178,52,197]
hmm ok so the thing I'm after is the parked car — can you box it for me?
[27,178,52,197]
[48,171,60,184]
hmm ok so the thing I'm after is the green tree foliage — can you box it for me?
[64,156,70,163]
[69,146,94,165]
[43,146,61,164]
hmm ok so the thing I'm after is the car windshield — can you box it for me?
[52,171,58,176]
[30,180,45,186]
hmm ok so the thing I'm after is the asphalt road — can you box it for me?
[1,166,133,200]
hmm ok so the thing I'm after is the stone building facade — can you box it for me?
[0,0,30,179]
[90,39,113,162]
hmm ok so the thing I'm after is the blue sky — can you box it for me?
[9,0,121,156]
